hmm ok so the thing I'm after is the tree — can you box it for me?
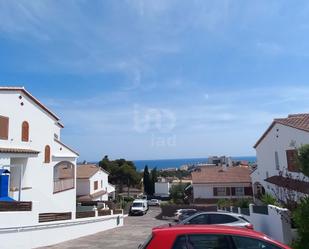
[170,183,189,204]
[298,144,309,177]
[98,156,140,194]
[143,165,151,195]
[149,167,158,196]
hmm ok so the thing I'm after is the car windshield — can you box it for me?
[132,203,143,207]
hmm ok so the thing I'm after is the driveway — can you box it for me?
[41,207,167,249]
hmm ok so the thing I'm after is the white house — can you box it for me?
[0,87,124,249]
[76,164,115,202]
[0,86,78,214]
[252,114,309,201]
[192,166,253,201]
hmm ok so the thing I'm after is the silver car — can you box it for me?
[179,211,253,229]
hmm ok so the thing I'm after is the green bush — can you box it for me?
[291,197,309,249]
[217,199,232,209]
[260,193,278,206]
[235,198,250,208]
[298,144,309,177]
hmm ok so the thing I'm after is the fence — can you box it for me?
[222,204,292,245]
[0,201,32,212]
[39,212,72,223]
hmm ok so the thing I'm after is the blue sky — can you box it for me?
[1,1,309,161]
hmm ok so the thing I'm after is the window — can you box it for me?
[208,214,238,224]
[101,180,103,188]
[235,187,244,196]
[172,234,231,249]
[0,115,9,140]
[21,121,29,142]
[94,181,98,190]
[275,151,280,170]
[187,214,208,224]
[44,145,51,163]
[53,161,75,193]
[286,150,299,172]
[217,187,226,196]
[232,236,282,249]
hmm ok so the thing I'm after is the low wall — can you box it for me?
[0,213,124,249]
[222,204,292,245]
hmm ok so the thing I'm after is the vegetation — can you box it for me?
[298,144,309,177]
[170,183,189,204]
[217,199,232,209]
[235,198,251,208]
[99,155,141,196]
[143,166,159,196]
[261,193,280,206]
[157,169,190,179]
[291,197,309,249]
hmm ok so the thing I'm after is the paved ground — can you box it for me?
[42,207,167,249]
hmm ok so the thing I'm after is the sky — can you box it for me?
[1,1,309,161]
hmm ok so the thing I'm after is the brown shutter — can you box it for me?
[94,181,98,190]
[244,187,253,196]
[213,187,218,196]
[22,121,29,142]
[44,145,51,163]
[231,187,236,196]
[226,187,230,196]
[0,116,9,140]
[286,150,299,172]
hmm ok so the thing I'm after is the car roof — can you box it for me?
[153,225,265,238]
[193,211,242,217]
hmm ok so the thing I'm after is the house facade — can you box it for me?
[252,114,309,201]
[192,166,252,200]
[0,87,78,214]
[76,164,115,202]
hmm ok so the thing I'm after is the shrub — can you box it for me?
[217,199,232,209]
[261,193,278,206]
[298,144,309,177]
[235,198,250,208]
[291,197,309,249]
[170,184,188,204]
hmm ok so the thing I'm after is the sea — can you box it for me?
[133,156,256,171]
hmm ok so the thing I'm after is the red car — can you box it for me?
[139,225,291,249]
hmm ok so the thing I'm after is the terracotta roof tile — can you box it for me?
[265,175,309,194]
[76,164,100,179]
[254,113,309,148]
[0,147,40,154]
[192,166,252,184]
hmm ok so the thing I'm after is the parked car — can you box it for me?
[148,199,160,206]
[178,209,199,221]
[179,211,254,229]
[129,199,148,216]
[139,225,291,249]
[174,209,197,221]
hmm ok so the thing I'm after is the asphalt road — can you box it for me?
[41,207,167,249]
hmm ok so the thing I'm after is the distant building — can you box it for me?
[192,166,252,200]
[208,156,233,167]
[155,182,171,197]
[76,164,115,202]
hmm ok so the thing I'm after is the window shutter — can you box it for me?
[22,121,29,142]
[244,187,253,196]
[213,187,218,196]
[226,187,230,196]
[286,150,299,172]
[231,187,236,196]
[44,145,51,163]
[0,116,9,140]
[94,181,98,190]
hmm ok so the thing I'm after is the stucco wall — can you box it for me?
[253,123,309,194]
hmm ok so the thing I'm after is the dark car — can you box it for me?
[178,209,199,221]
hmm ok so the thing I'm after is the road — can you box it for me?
[41,207,167,249]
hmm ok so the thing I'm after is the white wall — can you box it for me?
[193,183,252,199]
[0,90,78,214]
[0,214,124,249]
[253,123,309,195]
[155,182,170,196]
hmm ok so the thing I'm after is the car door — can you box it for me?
[208,214,239,225]
[172,234,232,249]
[230,235,285,249]
[186,214,208,225]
